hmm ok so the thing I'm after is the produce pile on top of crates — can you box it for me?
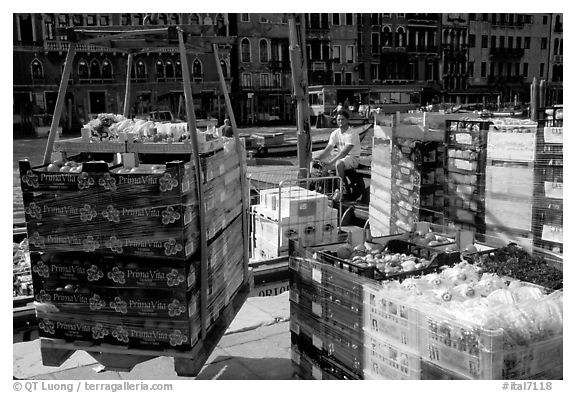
[83,113,200,143]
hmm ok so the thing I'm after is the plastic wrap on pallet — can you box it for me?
[362,267,563,380]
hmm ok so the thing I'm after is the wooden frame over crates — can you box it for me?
[36,25,251,377]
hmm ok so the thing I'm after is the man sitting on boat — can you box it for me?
[312,110,361,200]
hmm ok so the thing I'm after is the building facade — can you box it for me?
[13,13,562,134]
[13,13,234,135]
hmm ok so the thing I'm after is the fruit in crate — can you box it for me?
[410,230,451,247]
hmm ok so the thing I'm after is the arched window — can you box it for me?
[241,38,251,62]
[165,59,174,78]
[102,59,112,79]
[135,59,146,79]
[170,14,180,25]
[78,59,89,78]
[383,26,391,47]
[216,13,226,36]
[190,13,199,24]
[555,15,561,30]
[259,39,269,63]
[90,59,101,79]
[220,60,228,77]
[192,59,202,78]
[72,14,84,26]
[203,15,213,25]
[175,59,182,77]
[396,27,405,47]
[31,59,44,79]
[156,59,165,78]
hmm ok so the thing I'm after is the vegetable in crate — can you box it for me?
[475,244,563,290]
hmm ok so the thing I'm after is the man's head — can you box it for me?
[336,111,350,129]
[224,118,231,125]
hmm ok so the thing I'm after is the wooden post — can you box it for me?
[288,14,312,179]
[177,28,207,338]
[43,42,76,165]
[213,44,250,282]
[123,54,133,118]
[530,77,539,122]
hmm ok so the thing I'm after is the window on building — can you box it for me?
[259,40,269,63]
[396,27,406,47]
[359,65,365,80]
[175,60,182,78]
[78,59,89,78]
[499,36,505,48]
[165,59,174,78]
[507,62,512,76]
[481,35,488,48]
[307,45,312,60]
[31,59,43,79]
[540,63,545,78]
[469,13,476,21]
[541,37,547,50]
[100,14,109,26]
[370,63,379,80]
[469,62,474,77]
[44,14,55,40]
[241,14,249,22]
[491,14,497,24]
[524,37,531,49]
[397,13,405,17]
[72,14,84,26]
[322,44,330,60]
[346,45,354,63]
[345,72,352,84]
[135,60,146,79]
[260,73,270,88]
[241,38,251,63]
[241,73,251,87]
[481,13,488,22]
[86,14,96,26]
[102,59,112,79]
[489,62,494,76]
[89,59,100,78]
[560,39,563,55]
[382,13,391,17]
[121,13,132,25]
[333,45,341,63]
[481,62,487,77]
[371,13,379,25]
[332,13,340,25]
[189,14,199,24]
[523,62,528,77]
[508,36,513,49]
[543,15,548,24]
[371,32,379,53]
[515,62,520,76]
[171,14,180,25]
[156,60,165,78]
[192,59,202,78]
[516,36,522,48]
[497,62,503,76]
[491,36,496,48]
[345,13,353,25]
[554,15,561,31]
[334,72,342,85]
[426,63,435,80]
[469,34,476,48]
[383,26,392,47]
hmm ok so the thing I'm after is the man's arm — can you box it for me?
[314,144,333,161]
[326,144,353,165]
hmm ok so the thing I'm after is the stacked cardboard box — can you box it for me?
[443,118,492,236]
[251,186,340,260]
[533,107,563,263]
[23,137,247,352]
[369,113,445,236]
[484,119,538,251]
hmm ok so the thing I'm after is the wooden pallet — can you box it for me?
[38,279,252,377]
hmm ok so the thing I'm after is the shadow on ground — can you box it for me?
[196,355,293,380]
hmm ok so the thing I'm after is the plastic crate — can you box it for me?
[363,283,420,352]
[363,330,421,380]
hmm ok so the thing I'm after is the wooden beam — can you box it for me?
[178,27,208,339]
[43,42,76,165]
[122,54,133,118]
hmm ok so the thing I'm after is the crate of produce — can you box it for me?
[445,119,491,148]
[363,329,421,380]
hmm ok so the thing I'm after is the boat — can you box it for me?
[243,123,373,157]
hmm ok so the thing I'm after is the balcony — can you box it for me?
[310,61,327,71]
[553,55,563,63]
[489,47,524,58]
[44,40,116,53]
